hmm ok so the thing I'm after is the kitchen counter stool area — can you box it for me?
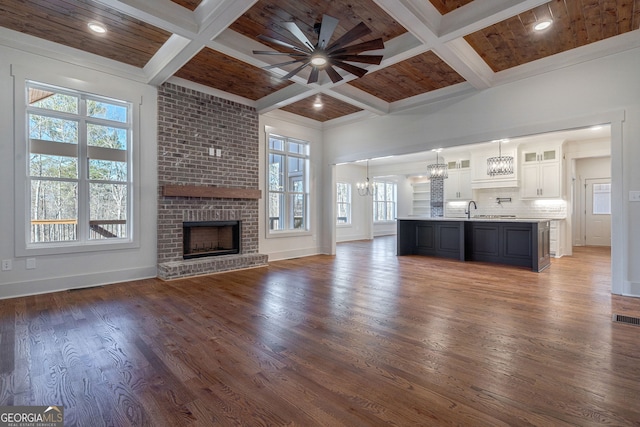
[397,218,551,272]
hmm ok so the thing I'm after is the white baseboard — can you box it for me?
[0,266,157,300]
[267,247,322,262]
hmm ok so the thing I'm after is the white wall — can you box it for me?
[323,47,640,297]
[336,163,372,242]
[259,111,326,260]
[0,45,158,298]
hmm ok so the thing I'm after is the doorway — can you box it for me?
[573,156,612,247]
[584,178,611,246]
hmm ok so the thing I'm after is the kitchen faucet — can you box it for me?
[465,200,477,219]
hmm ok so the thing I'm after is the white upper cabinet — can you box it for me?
[520,143,562,198]
[470,145,519,189]
[444,158,471,200]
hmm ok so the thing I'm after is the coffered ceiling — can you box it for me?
[1,0,639,124]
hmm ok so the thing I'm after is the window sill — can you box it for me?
[266,229,312,239]
[18,239,138,257]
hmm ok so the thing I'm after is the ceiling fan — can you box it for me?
[252,14,384,84]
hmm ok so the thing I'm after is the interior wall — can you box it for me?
[336,163,372,242]
[0,45,158,299]
[323,46,640,296]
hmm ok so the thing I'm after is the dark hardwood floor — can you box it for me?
[1,237,639,426]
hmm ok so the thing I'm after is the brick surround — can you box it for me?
[157,83,267,279]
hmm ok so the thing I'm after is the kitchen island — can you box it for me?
[397,217,551,272]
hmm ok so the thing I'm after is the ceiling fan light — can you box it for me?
[310,54,328,67]
[534,19,552,31]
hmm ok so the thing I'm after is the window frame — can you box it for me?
[336,182,352,226]
[373,180,397,223]
[13,67,140,257]
[266,133,311,237]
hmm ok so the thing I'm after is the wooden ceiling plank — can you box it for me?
[170,0,201,12]
[428,0,474,15]
[566,0,590,46]
[582,0,604,41]
[4,0,171,59]
[600,0,619,39]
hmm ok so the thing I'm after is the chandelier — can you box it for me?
[356,160,374,196]
[427,150,448,179]
[487,139,514,176]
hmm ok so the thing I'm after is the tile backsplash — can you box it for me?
[445,187,567,219]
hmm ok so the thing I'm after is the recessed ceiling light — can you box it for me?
[88,22,107,34]
[533,19,552,31]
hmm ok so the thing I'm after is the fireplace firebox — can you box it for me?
[183,221,240,259]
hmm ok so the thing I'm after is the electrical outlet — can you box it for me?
[208,147,216,156]
[630,191,640,202]
[26,258,36,270]
[2,259,12,271]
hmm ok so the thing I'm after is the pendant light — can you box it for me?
[356,160,374,196]
[487,139,514,176]
[427,149,448,179]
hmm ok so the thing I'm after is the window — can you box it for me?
[336,182,351,225]
[268,134,309,232]
[592,183,611,215]
[373,181,397,222]
[26,81,131,245]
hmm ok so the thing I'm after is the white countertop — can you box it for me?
[398,216,555,223]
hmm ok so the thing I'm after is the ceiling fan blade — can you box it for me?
[317,15,339,49]
[331,60,369,78]
[327,38,384,55]
[281,61,311,80]
[331,54,383,65]
[307,67,320,84]
[325,66,344,83]
[326,22,372,51]
[252,50,308,57]
[282,22,314,51]
[257,34,308,53]
[263,58,308,70]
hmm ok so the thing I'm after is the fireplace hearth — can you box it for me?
[183,220,240,259]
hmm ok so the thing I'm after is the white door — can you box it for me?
[585,178,611,246]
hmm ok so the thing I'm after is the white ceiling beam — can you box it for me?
[93,0,198,37]
[374,0,494,90]
[325,85,390,116]
[373,0,441,46]
[255,85,318,113]
[439,0,553,41]
[436,38,494,89]
[144,0,256,86]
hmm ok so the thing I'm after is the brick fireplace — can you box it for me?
[157,83,267,280]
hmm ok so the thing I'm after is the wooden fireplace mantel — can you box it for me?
[162,185,262,199]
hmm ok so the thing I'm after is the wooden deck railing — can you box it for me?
[31,219,127,242]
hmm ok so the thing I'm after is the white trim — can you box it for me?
[0,266,157,300]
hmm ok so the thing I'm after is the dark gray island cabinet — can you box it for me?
[397,218,551,272]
